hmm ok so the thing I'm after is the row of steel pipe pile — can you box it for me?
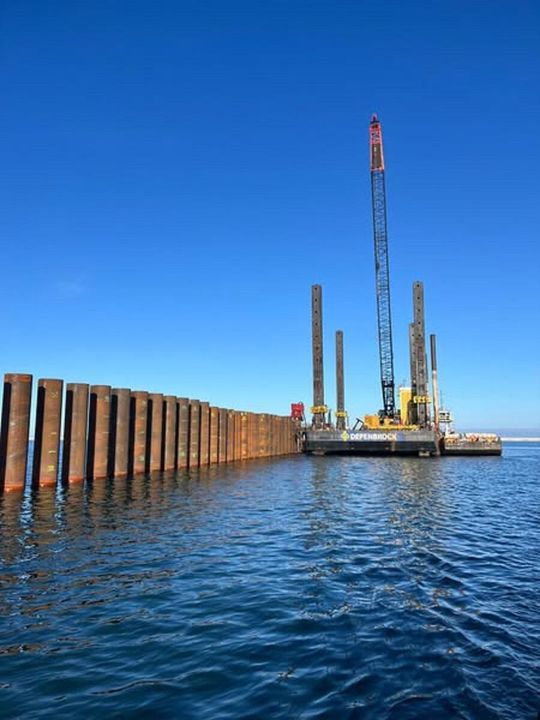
[0,373,298,493]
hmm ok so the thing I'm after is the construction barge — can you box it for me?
[296,114,502,459]
[441,432,502,456]
[299,279,502,459]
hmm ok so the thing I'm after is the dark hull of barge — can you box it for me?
[303,429,440,457]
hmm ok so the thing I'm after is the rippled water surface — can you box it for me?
[1,444,539,719]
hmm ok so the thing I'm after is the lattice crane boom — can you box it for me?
[369,114,396,419]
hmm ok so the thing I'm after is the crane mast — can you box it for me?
[369,114,396,420]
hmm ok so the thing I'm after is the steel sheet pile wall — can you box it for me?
[0,373,298,492]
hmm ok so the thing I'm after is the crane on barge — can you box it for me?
[369,114,396,421]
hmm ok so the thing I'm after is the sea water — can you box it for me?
[0,444,538,719]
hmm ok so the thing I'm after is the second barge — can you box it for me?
[441,432,501,456]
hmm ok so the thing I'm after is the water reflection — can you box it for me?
[1,458,288,550]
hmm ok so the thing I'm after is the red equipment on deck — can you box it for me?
[290,402,304,420]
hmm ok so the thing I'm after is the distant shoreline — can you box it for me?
[501,437,540,442]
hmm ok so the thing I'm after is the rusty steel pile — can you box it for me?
[0,373,298,494]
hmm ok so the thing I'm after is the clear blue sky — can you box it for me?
[1,1,539,430]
